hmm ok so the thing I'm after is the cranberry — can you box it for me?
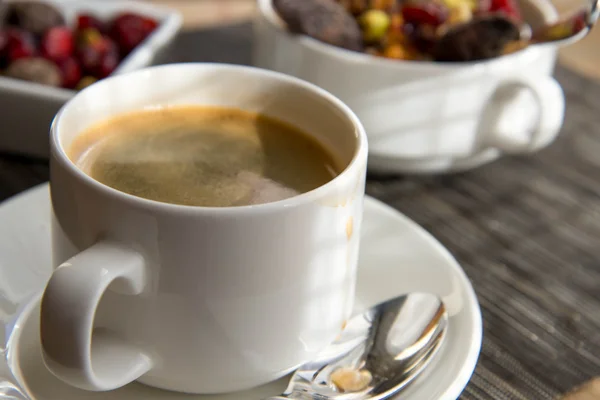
[486,0,521,21]
[77,14,105,33]
[140,17,158,35]
[76,29,107,72]
[97,40,119,78]
[110,13,158,56]
[77,35,119,78]
[41,27,74,62]
[57,56,81,88]
[402,3,448,27]
[77,43,102,75]
[6,28,37,62]
[572,11,587,33]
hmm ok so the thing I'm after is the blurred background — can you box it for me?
[147,0,600,80]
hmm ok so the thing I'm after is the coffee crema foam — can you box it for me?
[68,106,342,207]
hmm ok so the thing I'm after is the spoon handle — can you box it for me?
[532,0,599,43]
[267,393,327,399]
[589,0,599,27]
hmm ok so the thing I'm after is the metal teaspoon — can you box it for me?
[267,292,448,400]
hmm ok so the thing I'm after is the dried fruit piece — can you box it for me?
[41,26,74,62]
[77,27,103,47]
[4,1,65,36]
[408,23,438,53]
[502,39,528,55]
[446,2,473,26]
[442,0,478,11]
[383,43,410,58]
[274,0,363,51]
[402,3,449,27]
[6,57,61,86]
[359,9,391,42]
[57,56,82,88]
[331,367,373,392]
[77,14,105,33]
[110,13,158,56]
[76,75,97,90]
[6,28,37,62]
[432,15,520,61]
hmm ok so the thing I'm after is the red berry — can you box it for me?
[97,40,119,78]
[41,27,74,62]
[572,11,587,33]
[76,35,120,79]
[6,29,37,62]
[402,4,448,27]
[78,43,102,74]
[486,0,521,21]
[57,56,82,89]
[110,13,157,56]
[140,17,158,34]
[77,14,105,32]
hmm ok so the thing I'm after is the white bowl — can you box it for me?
[253,0,565,174]
[0,0,182,158]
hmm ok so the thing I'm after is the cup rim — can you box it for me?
[50,63,367,215]
[256,0,559,70]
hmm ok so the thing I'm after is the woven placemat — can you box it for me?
[366,64,600,399]
[1,23,599,399]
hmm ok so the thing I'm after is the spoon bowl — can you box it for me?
[268,293,448,400]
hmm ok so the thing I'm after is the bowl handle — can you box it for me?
[479,74,565,153]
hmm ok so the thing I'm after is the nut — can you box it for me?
[4,1,65,36]
[5,57,61,86]
[274,0,363,51]
[432,15,520,61]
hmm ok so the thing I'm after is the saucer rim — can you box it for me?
[367,148,500,174]
[365,193,483,399]
[1,184,482,399]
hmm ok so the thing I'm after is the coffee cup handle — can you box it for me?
[480,75,565,153]
[40,240,153,391]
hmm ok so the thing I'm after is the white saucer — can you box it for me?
[0,184,482,400]
[368,149,501,175]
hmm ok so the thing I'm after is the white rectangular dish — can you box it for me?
[0,0,182,158]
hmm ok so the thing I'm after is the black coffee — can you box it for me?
[69,106,341,207]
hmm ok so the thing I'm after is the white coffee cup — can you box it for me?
[40,64,368,394]
[253,0,565,173]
